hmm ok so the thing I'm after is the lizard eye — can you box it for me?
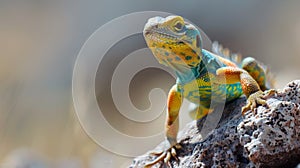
[174,21,183,31]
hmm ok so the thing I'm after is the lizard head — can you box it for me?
[143,15,203,70]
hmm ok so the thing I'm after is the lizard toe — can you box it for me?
[149,149,164,156]
[144,144,181,168]
[164,152,171,163]
[242,89,276,115]
[263,89,277,98]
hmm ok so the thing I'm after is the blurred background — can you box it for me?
[0,0,300,167]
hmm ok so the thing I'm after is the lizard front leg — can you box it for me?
[189,103,213,120]
[145,84,182,168]
[216,67,276,114]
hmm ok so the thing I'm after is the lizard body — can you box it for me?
[142,15,275,167]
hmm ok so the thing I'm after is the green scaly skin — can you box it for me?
[142,15,275,167]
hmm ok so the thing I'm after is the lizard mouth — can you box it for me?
[143,28,183,44]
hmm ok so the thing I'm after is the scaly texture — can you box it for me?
[130,80,300,168]
[142,15,275,167]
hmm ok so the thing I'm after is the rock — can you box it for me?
[129,80,300,168]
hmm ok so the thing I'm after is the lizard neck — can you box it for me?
[175,59,206,85]
[175,49,226,85]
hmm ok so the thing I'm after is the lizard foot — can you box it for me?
[144,144,182,168]
[242,89,276,115]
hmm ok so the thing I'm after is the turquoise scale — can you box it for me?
[176,50,244,108]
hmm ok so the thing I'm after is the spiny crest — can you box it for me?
[212,41,242,65]
[212,41,276,89]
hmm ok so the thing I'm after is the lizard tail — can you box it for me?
[260,64,276,89]
[212,41,276,89]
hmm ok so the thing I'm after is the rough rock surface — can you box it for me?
[130,80,300,168]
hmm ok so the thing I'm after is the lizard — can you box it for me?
[142,15,275,167]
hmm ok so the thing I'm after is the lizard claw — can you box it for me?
[144,144,182,168]
[242,89,276,115]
